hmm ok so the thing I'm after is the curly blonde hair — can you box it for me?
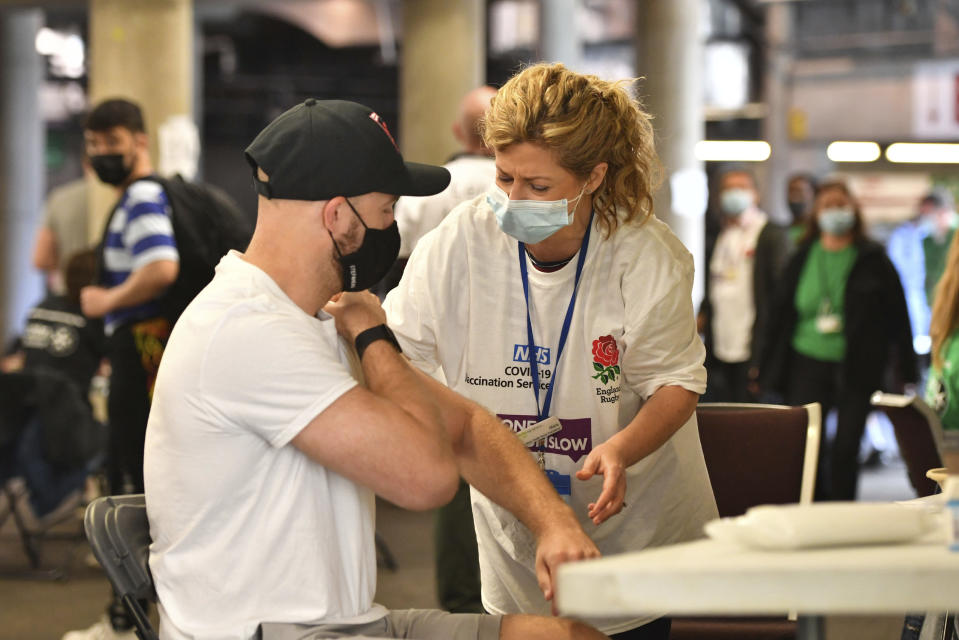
[482,63,661,236]
[930,230,959,369]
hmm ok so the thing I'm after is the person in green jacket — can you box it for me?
[927,227,959,431]
[919,189,958,313]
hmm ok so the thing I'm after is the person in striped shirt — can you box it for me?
[70,98,178,640]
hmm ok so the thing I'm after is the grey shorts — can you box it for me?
[258,609,503,640]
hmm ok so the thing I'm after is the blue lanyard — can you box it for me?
[518,212,594,422]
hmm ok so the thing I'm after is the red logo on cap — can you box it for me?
[369,112,399,152]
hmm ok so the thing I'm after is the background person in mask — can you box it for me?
[65,98,178,640]
[143,99,605,640]
[887,188,958,367]
[786,172,818,246]
[699,169,788,402]
[383,63,717,640]
[760,179,917,501]
[31,155,96,295]
[918,188,959,313]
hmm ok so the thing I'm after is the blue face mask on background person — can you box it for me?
[818,206,856,236]
[487,183,587,244]
[720,188,754,217]
[918,214,937,236]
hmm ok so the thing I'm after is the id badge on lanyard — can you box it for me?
[816,299,842,334]
[517,212,593,496]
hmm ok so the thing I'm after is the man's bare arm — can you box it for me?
[291,292,459,511]
[81,259,179,317]
[32,227,58,272]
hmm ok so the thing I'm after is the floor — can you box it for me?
[0,458,922,640]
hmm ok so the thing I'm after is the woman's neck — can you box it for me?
[525,201,593,262]
[820,232,853,251]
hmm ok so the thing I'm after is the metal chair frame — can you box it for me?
[83,494,158,640]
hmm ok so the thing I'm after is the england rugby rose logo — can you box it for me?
[591,335,620,384]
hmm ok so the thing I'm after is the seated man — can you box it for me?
[1,249,105,523]
[143,99,605,640]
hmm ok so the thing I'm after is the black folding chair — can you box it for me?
[83,494,158,640]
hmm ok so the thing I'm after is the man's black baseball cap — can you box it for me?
[245,99,451,201]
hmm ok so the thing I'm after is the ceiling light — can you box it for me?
[694,140,771,162]
[826,141,880,162]
[885,143,959,164]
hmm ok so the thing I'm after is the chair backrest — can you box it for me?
[84,494,158,640]
[870,391,944,497]
[696,402,822,518]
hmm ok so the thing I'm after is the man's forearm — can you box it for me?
[456,405,581,536]
[361,343,449,450]
[109,259,178,310]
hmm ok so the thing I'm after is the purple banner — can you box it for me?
[497,414,593,462]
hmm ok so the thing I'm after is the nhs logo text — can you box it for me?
[513,344,551,365]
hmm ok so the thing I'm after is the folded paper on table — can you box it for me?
[704,502,941,550]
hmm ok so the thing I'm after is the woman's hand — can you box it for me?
[575,441,628,525]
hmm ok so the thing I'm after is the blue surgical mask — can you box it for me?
[818,207,856,236]
[918,215,936,236]
[720,188,754,217]
[487,183,587,244]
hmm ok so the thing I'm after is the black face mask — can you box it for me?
[90,153,133,186]
[330,198,401,292]
[787,200,807,222]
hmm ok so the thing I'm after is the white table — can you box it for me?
[556,538,959,639]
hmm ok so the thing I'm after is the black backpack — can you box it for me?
[98,175,255,325]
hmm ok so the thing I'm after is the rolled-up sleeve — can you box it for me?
[621,253,707,400]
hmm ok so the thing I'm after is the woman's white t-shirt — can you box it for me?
[383,196,718,633]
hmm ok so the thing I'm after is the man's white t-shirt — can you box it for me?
[383,196,718,634]
[144,252,386,640]
[395,154,496,259]
[709,207,768,363]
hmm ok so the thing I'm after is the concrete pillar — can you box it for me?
[540,0,582,69]
[636,1,707,308]
[0,9,45,346]
[400,0,484,165]
[762,3,793,225]
[86,0,194,242]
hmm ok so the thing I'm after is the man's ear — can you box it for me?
[322,196,346,233]
[452,121,465,147]
[133,131,149,152]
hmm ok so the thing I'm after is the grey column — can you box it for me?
[400,0,485,165]
[87,0,195,240]
[540,0,582,68]
[0,9,45,346]
[762,3,793,224]
[637,0,706,308]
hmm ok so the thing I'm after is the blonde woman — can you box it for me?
[927,228,959,430]
[384,63,717,639]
